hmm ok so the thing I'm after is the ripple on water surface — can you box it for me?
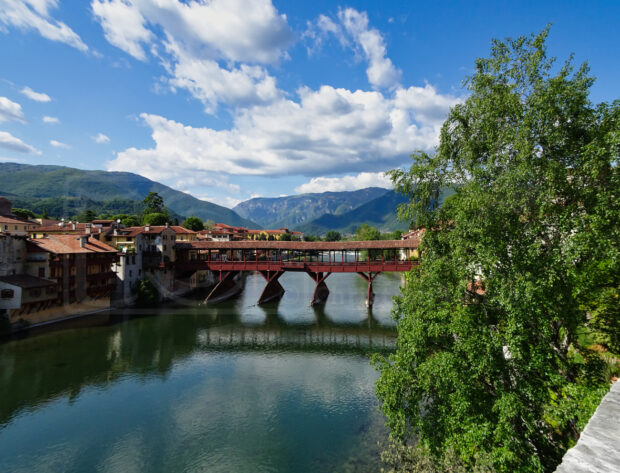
[0,271,399,472]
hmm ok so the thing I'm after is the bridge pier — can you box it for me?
[257,270,285,304]
[358,272,381,308]
[307,271,330,306]
[205,270,240,304]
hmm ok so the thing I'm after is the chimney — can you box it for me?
[79,235,89,248]
[145,224,150,232]
[72,223,76,231]
[85,223,91,235]
[165,222,169,228]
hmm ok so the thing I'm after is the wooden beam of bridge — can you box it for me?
[175,239,419,307]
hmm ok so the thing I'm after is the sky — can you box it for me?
[0,1,618,209]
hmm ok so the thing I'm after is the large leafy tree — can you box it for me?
[375,28,618,472]
[183,216,204,231]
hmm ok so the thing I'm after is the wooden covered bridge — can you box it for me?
[174,238,420,307]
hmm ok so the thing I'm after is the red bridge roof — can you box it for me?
[175,238,419,251]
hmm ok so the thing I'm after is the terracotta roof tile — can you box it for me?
[29,234,118,254]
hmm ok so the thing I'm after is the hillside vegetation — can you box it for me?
[233,187,388,229]
[0,163,256,227]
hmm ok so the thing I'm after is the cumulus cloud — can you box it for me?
[0,97,25,123]
[107,84,460,181]
[0,131,41,154]
[50,139,70,149]
[295,172,393,193]
[92,0,154,61]
[305,7,401,89]
[91,0,294,112]
[0,0,88,52]
[42,115,60,123]
[165,39,281,113]
[21,86,51,102]
[339,8,401,89]
[93,132,110,143]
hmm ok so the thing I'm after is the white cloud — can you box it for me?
[42,115,59,123]
[50,139,70,149]
[165,39,281,113]
[193,193,243,209]
[306,8,401,90]
[0,131,41,154]
[339,8,401,89]
[93,132,110,143]
[0,0,88,52]
[21,86,51,102]
[91,0,294,113]
[295,172,393,193]
[107,84,460,181]
[92,0,154,61]
[0,97,25,122]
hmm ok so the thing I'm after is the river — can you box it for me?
[0,271,402,472]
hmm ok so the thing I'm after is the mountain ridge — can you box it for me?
[0,162,257,227]
[232,187,389,229]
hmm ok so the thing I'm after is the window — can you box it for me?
[1,289,14,299]
[39,267,45,278]
[129,270,133,277]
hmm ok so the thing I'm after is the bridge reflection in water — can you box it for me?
[0,271,400,429]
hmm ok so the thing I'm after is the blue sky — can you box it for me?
[0,0,618,208]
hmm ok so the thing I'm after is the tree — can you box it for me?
[114,214,140,227]
[11,208,37,220]
[76,209,96,222]
[324,230,342,241]
[143,192,164,214]
[375,28,618,473]
[355,223,380,241]
[280,232,292,241]
[183,216,204,231]
[142,212,168,226]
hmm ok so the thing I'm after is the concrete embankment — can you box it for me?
[555,381,619,473]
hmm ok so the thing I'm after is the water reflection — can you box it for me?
[0,271,401,473]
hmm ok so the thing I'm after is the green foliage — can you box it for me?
[204,219,215,230]
[380,441,495,473]
[324,230,342,241]
[257,233,267,241]
[114,214,140,227]
[133,279,159,307]
[75,209,96,222]
[303,234,319,242]
[142,212,168,226]
[143,192,164,214]
[355,223,381,241]
[376,28,618,473]
[183,216,204,231]
[0,162,256,226]
[280,232,292,241]
[11,208,37,219]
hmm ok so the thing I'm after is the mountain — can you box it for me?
[232,187,389,229]
[295,190,409,235]
[0,163,257,227]
[296,187,456,236]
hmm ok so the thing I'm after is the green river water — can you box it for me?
[0,271,402,472]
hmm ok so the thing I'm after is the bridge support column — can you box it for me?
[358,272,380,308]
[258,270,285,304]
[307,271,330,306]
[205,271,240,304]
